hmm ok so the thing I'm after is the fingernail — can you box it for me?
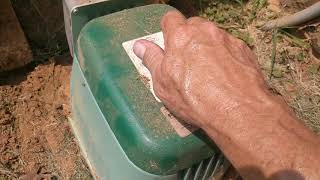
[133,40,146,59]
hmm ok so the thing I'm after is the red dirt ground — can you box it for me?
[0,55,92,179]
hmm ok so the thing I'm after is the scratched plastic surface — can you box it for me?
[76,4,217,175]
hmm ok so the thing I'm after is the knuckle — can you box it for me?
[207,26,226,42]
[165,10,179,17]
[144,48,161,63]
[208,22,220,32]
[187,16,204,24]
[202,21,215,30]
[143,52,154,65]
[161,11,182,26]
[162,11,175,20]
[171,26,191,47]
[174,25,187,35]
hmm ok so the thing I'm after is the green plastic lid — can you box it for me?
[76,4,216,175]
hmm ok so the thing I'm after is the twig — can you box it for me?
[269,29,278,80]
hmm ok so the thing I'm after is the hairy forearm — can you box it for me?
[201,95,320,180]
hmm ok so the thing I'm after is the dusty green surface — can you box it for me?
[77,4,217,175]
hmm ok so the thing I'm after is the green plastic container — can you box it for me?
[70,4,226,180]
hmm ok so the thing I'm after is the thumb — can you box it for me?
[133,39,164,74]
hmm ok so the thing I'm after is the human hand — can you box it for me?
[134,11,320,180]
[133,11,275,129]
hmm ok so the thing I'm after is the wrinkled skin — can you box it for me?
[134,11,271,128]
[133,11,320,180]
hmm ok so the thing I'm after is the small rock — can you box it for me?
[34,109,41,117]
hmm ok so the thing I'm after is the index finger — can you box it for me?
[161,11,186,47]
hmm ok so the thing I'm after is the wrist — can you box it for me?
[197,93,320,180]
[199,93,291,136]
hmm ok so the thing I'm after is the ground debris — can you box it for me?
[0,55,92,179]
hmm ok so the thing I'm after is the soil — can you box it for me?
[0,55,92,179]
